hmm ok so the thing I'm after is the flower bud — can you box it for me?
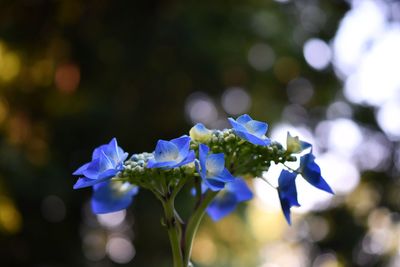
[183,162,195,175]
[286,132,311,154]
[131,154,139,161]
[189,123,212,143]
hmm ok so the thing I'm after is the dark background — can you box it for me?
[0,1,399,267]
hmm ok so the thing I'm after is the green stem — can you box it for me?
[183,191,218,266]
[162,198,184,267]
[171,176,187,199]
[283,163,300,173]
[230,151,253,174]
[259,176,277,189]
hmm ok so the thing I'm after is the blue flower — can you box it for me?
[299,153,334,194]
[207,178,253,221]
[195,144,235,191]
[286,132,311,153]
[228,114,271,146]
[73,138,128,189]
[189,123,212,142]
[92,181,139,214]
[278,170,300,225]
[147,135,195,169]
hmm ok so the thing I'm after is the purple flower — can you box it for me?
[147,135,195,169]
[228,114,270,146]
[73,138,128,189]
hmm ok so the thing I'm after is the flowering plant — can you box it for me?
[72,114,333,267]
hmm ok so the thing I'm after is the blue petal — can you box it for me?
[213,168,235,183]
[244,120,268,137]
[278,170,298,189]
[147,158,177,169]
[197,144,233,191]
[73,172,115,189]
[173,150,195,168]
[193,123,208,132]
[279,196,293,225]
[205,153,225,177]
[98,151,114,171]
[73,162,90,175]
[301,141,312,150]
[195,160,220,190]
[228,118,248,133]
[73,139,128,190]
[92,144,108,160]
[311,176,334,194]
[107,138,120,157]
[198,144,209,178]
[73,177,95,189]
[278,170,300,206]
[226,178,253,202]
[148,150,195,169]
[278,170,300,225]
[207,192,237,221]
[81,158,102,179]
[300,154,334,194]
[105,138,128,165]
[171,135,191,152]
[236,114,253,124]
[91,181,138,214]
[234,130,271,146]
[300,153,315,172]
[97,168,119,180]
[82,151,114,179]
[172,136,191,161]
[229,115,271,146]
[154,140,179,162]
[92,138,128,165]
[203,178,226,191]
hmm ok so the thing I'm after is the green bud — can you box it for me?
[189,123,213,143]
[211,136,219,143]
[183,163,195,175]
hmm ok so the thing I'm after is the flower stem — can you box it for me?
[259,176,277,189]
[162,197,184,267]
[182,190,218,266]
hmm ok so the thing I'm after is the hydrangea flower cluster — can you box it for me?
[72,114,333,267]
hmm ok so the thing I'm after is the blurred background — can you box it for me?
[0,0,400,266]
